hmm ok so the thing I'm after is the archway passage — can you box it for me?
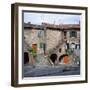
[50,54,57,64]
[24,52,29,64]
[59,54,69,64]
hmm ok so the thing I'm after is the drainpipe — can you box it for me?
[44,27,47,55]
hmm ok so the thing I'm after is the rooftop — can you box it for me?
[24,22,80,30]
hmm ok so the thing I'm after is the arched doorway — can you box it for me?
[70,43,75,50]
[24,52,29,64]
[50,54,57,64]
[59,54,69,64]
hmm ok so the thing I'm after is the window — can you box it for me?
[64,31,67,39]
[64,31,67,37]
[70,31,77,37]
[59,48,61,53]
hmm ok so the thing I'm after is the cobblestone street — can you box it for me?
[24,64,80,77]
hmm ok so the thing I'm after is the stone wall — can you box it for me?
[24,28,80,66]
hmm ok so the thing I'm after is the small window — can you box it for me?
[70,31,77,37]
[59,48,61,53]
[64,31,67,39]
[64,31,67,37]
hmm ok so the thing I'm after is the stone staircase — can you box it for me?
[48,39,64,55]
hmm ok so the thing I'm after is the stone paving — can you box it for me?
[24,64,80,77]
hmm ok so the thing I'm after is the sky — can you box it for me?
[24,12,80,25]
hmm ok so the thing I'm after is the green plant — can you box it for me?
[66,49,73,55]
[28,47,37,57]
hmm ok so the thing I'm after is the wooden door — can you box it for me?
[63,56,69,64]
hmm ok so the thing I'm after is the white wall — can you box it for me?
[0,0,89,90]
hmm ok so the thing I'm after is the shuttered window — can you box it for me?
[70,31,77,37]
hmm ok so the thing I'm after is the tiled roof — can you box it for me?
[24,23,80,30]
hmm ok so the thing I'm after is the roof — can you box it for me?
[24,23,80,30]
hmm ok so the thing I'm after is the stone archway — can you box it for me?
[24,52,29,64]
[50,54,57,64]
[59,54,69,64]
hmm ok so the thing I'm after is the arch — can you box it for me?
[59,54,69,63]
[50,54,57,64]
[71,43,75,44]
[24,52,29,64]
[71,43,76,49]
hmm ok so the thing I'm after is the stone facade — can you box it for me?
[24,23,80,66]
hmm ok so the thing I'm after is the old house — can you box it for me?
[24,22,80,66]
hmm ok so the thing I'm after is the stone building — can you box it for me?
[24,22,80,66]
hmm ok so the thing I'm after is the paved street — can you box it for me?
[24,64,80,77]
